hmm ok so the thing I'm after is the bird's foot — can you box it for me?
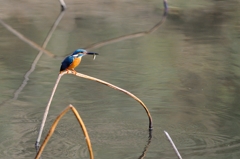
[65,69,70,74]
[61,69,76,75]
[72,70,77,75]
[68,69,77,75]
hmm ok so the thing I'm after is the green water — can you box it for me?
[0,0,240,159]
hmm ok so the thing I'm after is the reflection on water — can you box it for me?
[1,0,240,159]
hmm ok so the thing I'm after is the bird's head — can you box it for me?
[72,49,99,59]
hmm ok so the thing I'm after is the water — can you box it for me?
[1,0,240,158]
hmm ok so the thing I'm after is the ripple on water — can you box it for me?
[152,104,240,158]
[174,132,240,157]
[44,113,151,158]
[0,134,36,159]
[0,104,42,158]
[41,138,89,159]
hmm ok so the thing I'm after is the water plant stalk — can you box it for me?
[164,131,183,159]
[35,104,93,159]
[0,19,55,58]
[84,0,168,51]
[36,71,153,153]
[66,71,153,130]
[59,0,67,11]
[13,11,65,101]
[35,73,63,151]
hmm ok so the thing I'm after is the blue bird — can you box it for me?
[60,49,98,74]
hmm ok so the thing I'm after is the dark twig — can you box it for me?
[0,0,167,58]
[84,0,168,51]
[0,11,65,107]
[14,11,65,101]
[0,19,56,58]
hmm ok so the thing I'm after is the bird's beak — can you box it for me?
[86,52,99,55]
[86,52,99,60]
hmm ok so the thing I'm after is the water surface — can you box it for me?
[0,0,240,159]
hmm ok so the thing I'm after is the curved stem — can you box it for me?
[61,71,153,130]
[35,104,94,159]
[35,74,63,151]
[59,0,67,11]
[35,69,153,156]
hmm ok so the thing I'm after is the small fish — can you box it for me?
[93,54,96,60]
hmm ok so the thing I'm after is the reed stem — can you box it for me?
[35,74,63,151]
[35,104,93,159]
[62,71,153,130]
[164,131,183,159]
[36,70,153,157]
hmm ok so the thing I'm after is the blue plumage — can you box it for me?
[72,49,86,55]
[60,49,86,72]
[59,49,99,73]
[60,56,74,72]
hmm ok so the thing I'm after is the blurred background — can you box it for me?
[0,0,240,159]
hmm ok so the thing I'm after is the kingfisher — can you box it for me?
[60,49,99,74]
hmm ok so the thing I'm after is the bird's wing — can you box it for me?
[60,56,74,71]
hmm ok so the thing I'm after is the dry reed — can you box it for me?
[35,104,94,159]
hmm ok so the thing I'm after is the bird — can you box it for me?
[60,49,98,74]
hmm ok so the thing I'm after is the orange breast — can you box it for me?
[68,58,81,69]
